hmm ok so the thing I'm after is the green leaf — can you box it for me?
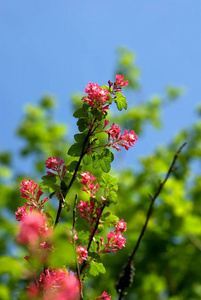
[115,91,127,111]
[68,143,82,157]
[49,191,56,199]
[100,173,118,188]
[77,118,88,132]
[92,153,101,169]
[88,262,106,277]
[73,104,89,118]
[41,175,57,184]
[60,180,69,198]
[64,202,71,212]
[100,158,111,173]
[105,213,119,223]
[74,133,87,143]
[100,149,114,173]
[66,160,81,172]
[91,108,104,121]
[83,153,92,165]
[88,251,101,261]
[103,212,111,218]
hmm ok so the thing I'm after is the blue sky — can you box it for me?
[1,1,201,172]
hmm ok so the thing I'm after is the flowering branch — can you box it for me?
[116,142,187,300]
[15,75,139,300]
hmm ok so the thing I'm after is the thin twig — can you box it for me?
[72,194,83,299]
[116,142,187,299]
[80,203,106,275]
[54,128,92,227]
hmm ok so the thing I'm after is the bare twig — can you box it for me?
[187,234,201,251]
[116,142,187,299]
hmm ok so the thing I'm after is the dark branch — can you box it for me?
[54,128,92,227]
[116,142,187,299]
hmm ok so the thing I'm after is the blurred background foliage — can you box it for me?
[0,47,201,300]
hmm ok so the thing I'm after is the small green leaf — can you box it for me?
[100,149,114,172]
[60,180,69,198]
[74,133,87,143]
[91,108,104,121]
[83,153,92,165]
[88,262,106,277]
[100,173,118,187]
[66,160,81,172]
[40,181,60,193]
[64,203,71,212]
[100,158,111,173]
[88,251,101,261]
[115,91,127,111]
[49,191,56,199]
[103,212,111,218]
[77,118,88,132]
[41,175,56,183]
[73,104,89,118]
[68,143,82,157]
[92,153,101,169]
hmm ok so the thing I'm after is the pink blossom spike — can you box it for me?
[76,245,88,264]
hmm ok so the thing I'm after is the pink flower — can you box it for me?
[46,157,66,178]
[106,124,121,140]
[20,179,43,201]
[91,291,112,300]
[115,219,127,233]
[17,211,51,248]
[115,74,129,88]
[106,124,138,151]
[18,179,48,217]
[83,83,110,114]
[99,291,112,300]
[27,268,80,300]
[103,231,126,254]
[76,245,88,264]
[73,230,78,241]
[80,172,99,197]
[78,199,102,226]
[103,120,110,129]
[15,205,33,221]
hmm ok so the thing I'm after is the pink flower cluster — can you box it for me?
[106,123,138,151]
[108,74,129,94]
[115,219,127,233]
[16,179,48,222]
[19,179,44,202]
[78,199,102,227]
[104,231,126,254]
[98,219,127,254]
[91,291,112,300]
[46,156,66,178]
[83,83,110,114]
[76,245,88,264]
[17,211,52,249]
[27,268,80,300]
[16,179,52,253]
[80,171,99,197]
